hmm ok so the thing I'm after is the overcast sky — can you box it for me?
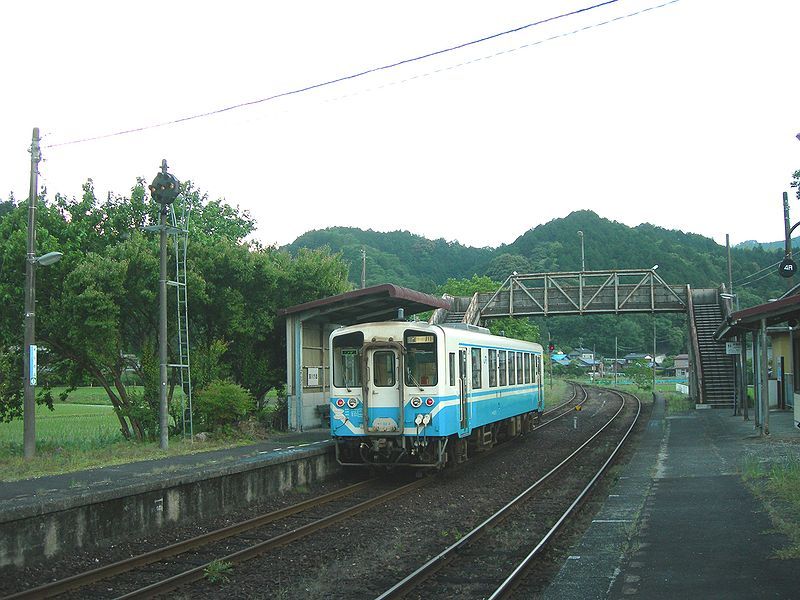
[3,0,799,250]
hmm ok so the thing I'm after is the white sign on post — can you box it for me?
[726,342,742,355]
[307,367,319,387]
[29,344,37,386]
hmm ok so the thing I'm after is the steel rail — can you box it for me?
[489,389,641,599]
[534,382,588,430]
[116,476,431,600]
[6,478,377,600]
[374,387,630,600]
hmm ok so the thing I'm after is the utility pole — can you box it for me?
[784,191,794,290]
[615,336,618,387]
[652,317,657,400]
[23,128,41,460]
[577,230,585,272]
[361,247,366,289]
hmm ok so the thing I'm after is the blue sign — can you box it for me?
[29,344,37,386]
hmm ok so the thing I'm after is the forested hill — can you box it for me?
[285,228,493,292]
[286,211,790,309]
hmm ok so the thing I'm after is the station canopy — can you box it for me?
[716,293,800,339]
[279,283,450,325]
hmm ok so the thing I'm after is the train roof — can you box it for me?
[332,320,543,351]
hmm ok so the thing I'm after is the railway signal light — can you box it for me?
[548,342,555,353]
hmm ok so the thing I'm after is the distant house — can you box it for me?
[623,352,652,364]
[674,354,690,378]
[550,352,572,367]
[575,357,603,374]
[568,347,595,361]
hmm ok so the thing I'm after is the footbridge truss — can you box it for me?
[477,269,688,318]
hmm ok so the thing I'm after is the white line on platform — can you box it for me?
[592,519,632,523]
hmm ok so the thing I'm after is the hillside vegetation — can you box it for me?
[286,210,794,357]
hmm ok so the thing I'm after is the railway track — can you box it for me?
[5,382,601,600]
[375,387,640,599]
[6,477,428,600]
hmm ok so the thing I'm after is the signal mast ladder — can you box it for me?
[165,204,194,441]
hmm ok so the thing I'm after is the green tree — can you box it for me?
[626,360,653,390]
[0,179,350,442]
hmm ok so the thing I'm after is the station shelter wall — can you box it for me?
[286,316,337,430]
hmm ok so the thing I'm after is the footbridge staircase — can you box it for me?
[430,269,735,406]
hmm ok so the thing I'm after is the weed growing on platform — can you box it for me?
[664,392,693,414]
[742,455,800,558]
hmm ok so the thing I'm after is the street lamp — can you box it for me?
[23,127,63,460]
[651,265,658,398]
[577,230,585,272]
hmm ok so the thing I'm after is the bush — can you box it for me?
[194,379,254,432]
[257,396,288,431]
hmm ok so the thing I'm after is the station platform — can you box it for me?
[0,429,333,518]
[545,402,800,599]
[0,429,335,568]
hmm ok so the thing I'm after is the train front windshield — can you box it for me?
[404,330,438,387]
[333,332,364,388]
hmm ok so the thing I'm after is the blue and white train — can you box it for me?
[329,320,544,468]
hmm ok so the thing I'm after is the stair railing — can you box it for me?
[687,285,705,404]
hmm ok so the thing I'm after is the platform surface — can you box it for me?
[545,401,800,600]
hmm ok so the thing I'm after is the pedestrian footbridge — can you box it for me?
[429,269,734,408]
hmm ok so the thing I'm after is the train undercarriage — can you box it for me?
[334,410,540,469]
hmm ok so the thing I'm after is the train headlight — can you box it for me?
[425,397,435,407]
[410,396,422,408]
[335,398,345,408]
[422,414,431,425]
[414,414,424,426]
[347,398,359,409]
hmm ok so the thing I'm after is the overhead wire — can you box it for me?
[731,259,783,286]
[43,0,646,150]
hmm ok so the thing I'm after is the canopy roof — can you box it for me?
[279,283,450,325]
[715,294,800,339]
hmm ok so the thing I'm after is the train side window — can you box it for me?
[373,351,396,387]
[524,353,531,384]
[449,352,456,387]
[516,352,524,384]
[508,352,516,385]
[488,349,497,387]
[531,354,537,383]
[471,348,482,389]
[499,351,507,386]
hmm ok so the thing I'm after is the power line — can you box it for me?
[321,0,681,109]
[43,0,629,149]
[731,259,782,286]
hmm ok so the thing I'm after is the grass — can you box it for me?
[741,455,800,558]
[43,386,144,406]
[663,391,694,414]
[0,390,260,481]
[0,402,123,450]
[204,559,233,584]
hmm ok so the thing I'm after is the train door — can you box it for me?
[363,345,403,434]
[458,348,469,433]
[536,354,543,409]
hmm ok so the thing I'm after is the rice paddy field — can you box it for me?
[0,402,124,452]
[0,386,252,481]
